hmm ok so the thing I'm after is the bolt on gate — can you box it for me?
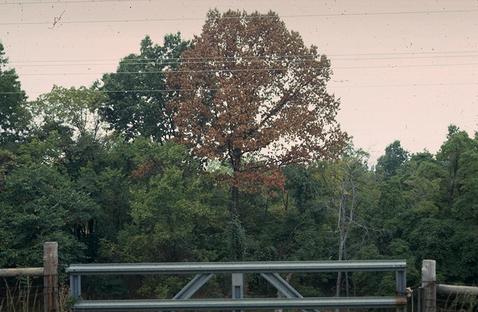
[66,260,407,311]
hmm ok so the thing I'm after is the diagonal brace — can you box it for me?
[261,273,320,312]
[173,273,214,299]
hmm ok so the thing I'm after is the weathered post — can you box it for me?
[421,260,436,312]
[43,242,59,312]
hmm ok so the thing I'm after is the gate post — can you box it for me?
[43,242,59,312]
[422,260,436,312]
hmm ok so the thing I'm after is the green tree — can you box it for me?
[376,140,409,178]
[31,85,107,139]
[100,34,189,142]
[0,43,30,146]
[0,149,15,191]
[453,136,478,222]
[109,141,226,262]
[0,160,97,267]
[436,125,475,210]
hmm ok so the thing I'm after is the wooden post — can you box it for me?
[421,260,436,312]
[43,242,59,312]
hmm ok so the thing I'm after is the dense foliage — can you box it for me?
[169,10,347,260]
[1,10,477,300]
[0,43,29,146]
[100,34,188,142]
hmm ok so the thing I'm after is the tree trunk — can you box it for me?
[230,183,239,218]
[336,190,346,298]
[448,153,459,209]
[229,148,244,260]
[282,190,289,211]
[229,182,245,260]
[336,163,357,300]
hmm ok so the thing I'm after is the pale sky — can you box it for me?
[1,0,477,162]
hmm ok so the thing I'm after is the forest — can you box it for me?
[0,10,477,303]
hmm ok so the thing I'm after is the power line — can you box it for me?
[324,49,478,56]
[8,51,478,66]
[9,56,478,68]
[0,0,159,5]
[332,54,478,61]
[7,55,321,66]
[9,68,293,76]
[2,9,478,25]
[331,82,478,88]
[2,82,478,95]
[0,88,200,94]
[336,62,478,69]
[5,61,478,77]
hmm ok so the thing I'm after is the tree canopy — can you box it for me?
[100,34,189,142]
[0,43,29,146]
[169,10,347,186]
[32,85,106,139]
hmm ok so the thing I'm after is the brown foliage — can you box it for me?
[131,159,158,179]
[168,10,348,191]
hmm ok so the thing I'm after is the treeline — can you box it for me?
[1,10,477,299]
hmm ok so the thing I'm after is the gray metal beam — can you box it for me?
[261,273,303,298]
[232,273,244,312]
[66,260,406,275]
[73,297,407,311]
[396,270,407,295]
[173,273,214,299]
[261,273,319,312]
[70,274,82,300]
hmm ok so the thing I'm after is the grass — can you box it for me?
[439,292,478,312]
[0,278,41,312]
[0,278,71,312]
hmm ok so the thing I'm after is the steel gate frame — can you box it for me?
[66,260,407,311]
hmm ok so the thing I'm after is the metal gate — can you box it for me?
[66,260,407,311]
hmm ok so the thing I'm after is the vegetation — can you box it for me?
[169,10,347,260]
[0,10,477,303]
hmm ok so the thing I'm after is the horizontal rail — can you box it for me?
[0,267,44,277]
[66,260,406,275]
[437,284,478,295]
[73,297,407,310]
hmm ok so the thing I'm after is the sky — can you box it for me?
[1,0,477,162]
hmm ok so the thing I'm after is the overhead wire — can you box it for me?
[2,52,478,92]
[2,82,478,96]
[3,61,478,77]
[7,68,293,76]
[8,60,478,70]
[1,8,477,94]
[0,0,162,4]
[8,50,478,66]
[2,9,478,25]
